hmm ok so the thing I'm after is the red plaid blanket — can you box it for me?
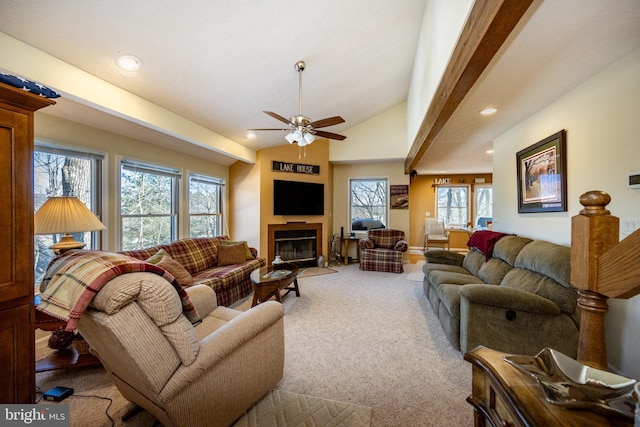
[38,250,200,331]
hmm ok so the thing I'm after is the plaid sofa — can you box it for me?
[120,237,266,306]
[359,229,408,273]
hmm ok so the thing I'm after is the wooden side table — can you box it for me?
[464,346,633,427]
[341,237,360,265]
[34,298,101,372]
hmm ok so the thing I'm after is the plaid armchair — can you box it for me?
[359,229,408,273]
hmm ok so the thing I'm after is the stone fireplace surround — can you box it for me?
[268,223,322,267]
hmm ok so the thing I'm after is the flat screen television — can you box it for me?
[274,179,324,215]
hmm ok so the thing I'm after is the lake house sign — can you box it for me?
[272,160,320,175]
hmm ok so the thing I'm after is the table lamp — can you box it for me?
[34,196,105,254]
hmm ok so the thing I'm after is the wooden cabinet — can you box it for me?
[0,82,55,403]
[464,346,632,427]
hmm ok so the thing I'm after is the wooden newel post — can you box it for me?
[570,191,618,369]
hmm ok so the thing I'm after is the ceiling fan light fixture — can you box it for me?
[285,133,296,144]
[293,129,303,141]
[304,132,315,144]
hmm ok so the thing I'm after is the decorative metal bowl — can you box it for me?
[504,348,637,419]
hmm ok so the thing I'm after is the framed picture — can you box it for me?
[390,185,409,209]
[516,130,567,213]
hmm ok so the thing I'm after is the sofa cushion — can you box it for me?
[146,249,170,264]
[501,268,577,314]
[477,258,512,285]
[427,269,485,288]
[157,255,193,287]
[165,238,219,274]
[217,242,248,266]
[492,236,532,266]
[218,240,255,260]
[461,249,486,277]
[513,240,571,287]
[423,262,470,276]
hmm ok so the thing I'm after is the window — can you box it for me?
[475,186,493,228]
[120,160,180,250]
[189,173,224,237]
[350,178,387,231]
[34,146,103,285]
[436,185,469,227]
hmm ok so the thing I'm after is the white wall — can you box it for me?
[493,47,640,378]
[406,0,473,149]
[330,102,408,163]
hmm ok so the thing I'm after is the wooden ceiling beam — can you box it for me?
[404,0,535,174]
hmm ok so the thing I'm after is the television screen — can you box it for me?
[274,179,324,215]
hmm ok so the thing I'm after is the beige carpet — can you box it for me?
[233,389,372,427]
[36,263,472,426]
[297,266,337,278]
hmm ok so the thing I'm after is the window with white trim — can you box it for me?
[120,160,180,250]
[436,185,469,227]
[475,185,493,228]
[189,173,224,237]
[34,145,103,284]
[349,178,388,231]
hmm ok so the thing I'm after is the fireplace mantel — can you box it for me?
[268,223,323,267]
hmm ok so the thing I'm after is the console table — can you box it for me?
[464,346,632,427]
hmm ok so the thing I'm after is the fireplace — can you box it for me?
[268,223,322,267]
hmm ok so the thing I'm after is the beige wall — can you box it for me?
[34,113,230,251]
[409,173,493,248]
[493,47,640,378]
[231,140,333,262]
[407,0,474,146]
[332,161,410,259]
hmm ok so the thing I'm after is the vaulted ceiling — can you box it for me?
[1,1,639,174]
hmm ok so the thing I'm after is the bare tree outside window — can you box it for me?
[436,185,469,227]
[120,161,179,250]
[189,174,224,237]
[34,148,100,285]
[475,186,493,227]
[350,178,387,231]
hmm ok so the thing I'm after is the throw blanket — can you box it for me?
[467,230,509,259]
[38,250,200,331]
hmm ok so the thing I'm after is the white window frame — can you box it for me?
[34,144,104,285]
[474,184,493,229]
[435,184,470,228]
[349,177,388,233]
[119,159,181,250]
[188,172,225,237]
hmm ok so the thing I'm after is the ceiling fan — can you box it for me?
[249,60,346,146]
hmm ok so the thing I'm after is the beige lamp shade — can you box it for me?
[34,196,105,253]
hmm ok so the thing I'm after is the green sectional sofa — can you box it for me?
[422,232,580,357]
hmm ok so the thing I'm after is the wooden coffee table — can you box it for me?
[250,264,300,307]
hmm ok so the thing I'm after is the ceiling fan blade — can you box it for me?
[264,111,292,125]
[314,130,347,141]
[248,128,290,131]
[309,116,345,128]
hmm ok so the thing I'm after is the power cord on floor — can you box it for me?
[69,394,115,427]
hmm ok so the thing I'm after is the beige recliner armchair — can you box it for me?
[76,272,284,427]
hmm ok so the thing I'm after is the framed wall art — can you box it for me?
[390,185,409,209]
[516,130,567,213]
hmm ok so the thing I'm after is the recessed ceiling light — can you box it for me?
[116,54,142,71]
[246,131,256,139]
[479,108,497,116]
[486,149,494,154]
